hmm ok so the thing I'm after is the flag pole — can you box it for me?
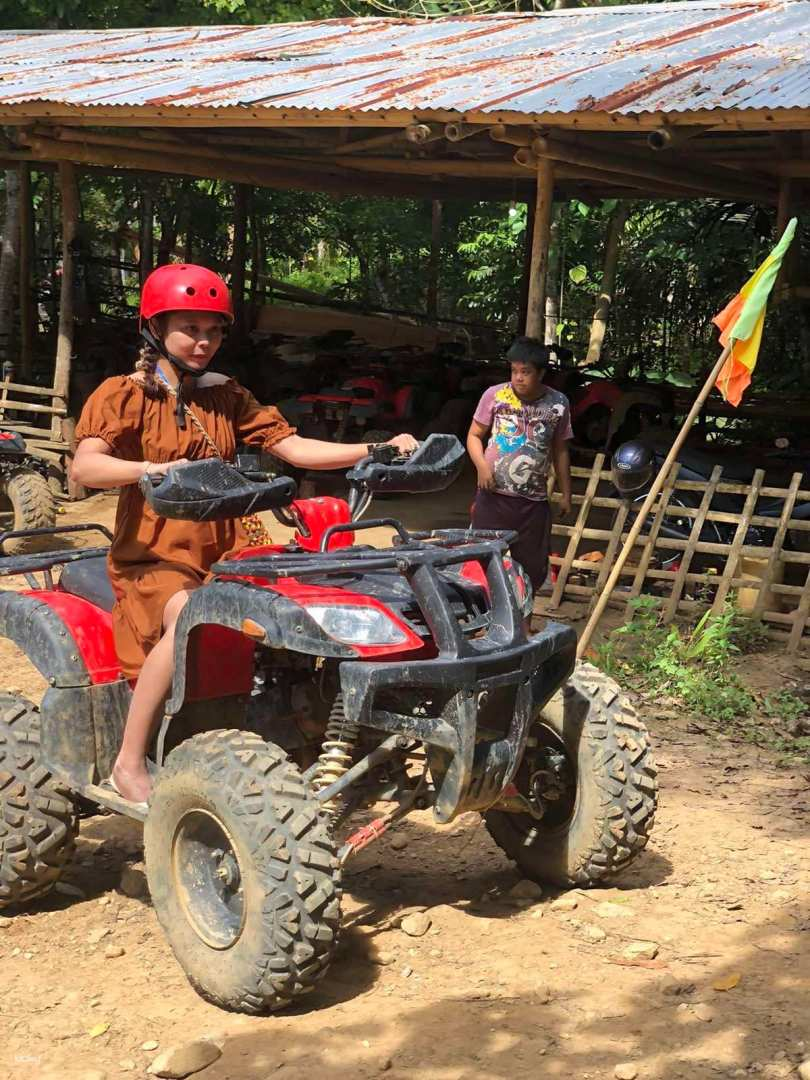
[575,340,733,660]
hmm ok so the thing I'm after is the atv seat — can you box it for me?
[60,555,115,613]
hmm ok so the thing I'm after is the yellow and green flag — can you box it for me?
[713,218,797,407]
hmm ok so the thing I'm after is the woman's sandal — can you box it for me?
[101,773,149,814]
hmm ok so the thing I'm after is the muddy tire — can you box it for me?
[144,729,341,1014]
[0,470,56,554]
[484,662,657,888]
[0,694,77,907]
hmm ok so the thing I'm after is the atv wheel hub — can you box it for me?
[172,809,245,950]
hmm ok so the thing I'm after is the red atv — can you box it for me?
[290,372,417,445]
[0,435,657,1013]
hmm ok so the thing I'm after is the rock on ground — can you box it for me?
[614,1065,639,1080]
[146,1039,222,1079]
[508,879,544,901]
[623,940,659,961]
[400,912,432,937]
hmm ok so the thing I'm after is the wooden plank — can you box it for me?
[548,453,605,609]
[627,462,681,602]
[751,471,801,619]
[0,421,68,443]
[0,398,66,416]
[0,379,59,397]
[662,465,723,623]
[711,468,765,614]
[589,499,631,611]
[788,566,810,652]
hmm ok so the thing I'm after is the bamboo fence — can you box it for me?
[546,455,810,652]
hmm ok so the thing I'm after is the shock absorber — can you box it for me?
[310,694,359,813]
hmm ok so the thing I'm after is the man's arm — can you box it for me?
[467,419,495,491]
[551,437,572,517]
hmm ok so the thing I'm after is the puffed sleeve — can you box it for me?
[232,383,296,450]
[74,377,144,457]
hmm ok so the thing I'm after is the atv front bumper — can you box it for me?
[339,620,576,823]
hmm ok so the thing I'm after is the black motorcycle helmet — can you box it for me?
[611,440,654,497]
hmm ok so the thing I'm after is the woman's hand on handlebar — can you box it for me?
[387,433,418,455]
[142,458,188,480]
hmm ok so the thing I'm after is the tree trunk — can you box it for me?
[18,165,35,379]
[156,194,178,268]
[426,199,442,321]
[586,202,630,367]
[518,198,535,334]
[139,186,154,286]
[249,208,262,325]
[544,207,562,346]
[231,183,249,338]
[0,168,20,371]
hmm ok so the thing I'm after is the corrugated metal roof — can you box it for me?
[0,1,808,118]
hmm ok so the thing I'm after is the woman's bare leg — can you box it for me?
[111,590,192,802]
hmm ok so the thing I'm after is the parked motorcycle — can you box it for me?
[611,440,810,555]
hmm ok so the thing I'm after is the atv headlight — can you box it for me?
[305,605,408,646]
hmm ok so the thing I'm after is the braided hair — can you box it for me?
[133,317,166,399]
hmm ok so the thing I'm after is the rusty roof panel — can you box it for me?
[0,1,808,117]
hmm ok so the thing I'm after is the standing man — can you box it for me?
[467,337,573,617]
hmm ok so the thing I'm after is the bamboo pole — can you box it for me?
[575,341,734,659]
[18,164,34,379]
[21,135,497,202]
[530,135,777,205]
[525,158,555,339]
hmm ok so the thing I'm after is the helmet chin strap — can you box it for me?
[140,325,204,428]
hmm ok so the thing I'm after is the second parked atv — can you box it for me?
[0,435,657,1013]
[0,429,56,553]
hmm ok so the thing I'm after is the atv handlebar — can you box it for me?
[138,434,466,526]
[140,459,297,522]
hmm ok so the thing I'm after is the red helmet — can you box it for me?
[140,263,233,324]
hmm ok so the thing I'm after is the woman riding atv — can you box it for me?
[71,263,417,806]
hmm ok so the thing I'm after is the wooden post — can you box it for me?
[576,340,734,659]
[231,183,249,336]
[525,159,555,339]
[586,202,630,365]
[18,164,34,379]
[55,161,83,499]
[518,198,535,334]
[426,199,442,322]
[54,161,77,409]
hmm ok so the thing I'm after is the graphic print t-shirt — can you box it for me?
[473,382,573,501]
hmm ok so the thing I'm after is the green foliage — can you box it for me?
[594,597,758,724]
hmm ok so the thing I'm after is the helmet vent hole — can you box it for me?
[209,288,218,297]
[185,286,196,296]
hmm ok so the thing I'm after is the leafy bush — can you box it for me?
[593,597,759,723]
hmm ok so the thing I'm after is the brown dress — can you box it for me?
[74,375,295,679]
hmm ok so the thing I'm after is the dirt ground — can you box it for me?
[1,481,809,1080]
